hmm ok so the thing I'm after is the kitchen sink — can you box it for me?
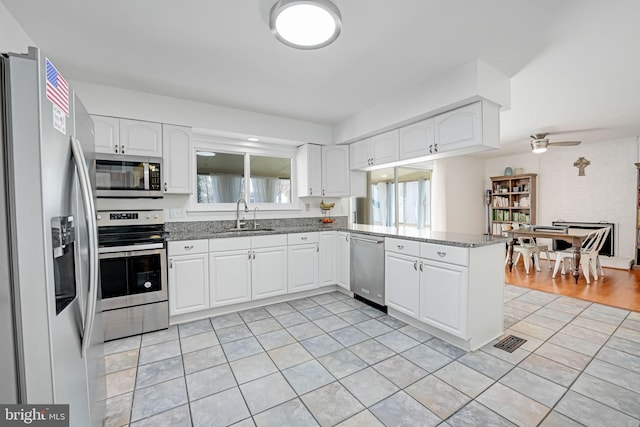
[226,228,275,232]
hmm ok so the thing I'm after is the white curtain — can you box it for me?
[251,176,281,203]
[197,174,243,203]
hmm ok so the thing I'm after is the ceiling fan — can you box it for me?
[530,133,581,153]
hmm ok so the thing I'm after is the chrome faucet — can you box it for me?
[236,198,249,229]
[253,206,259,229]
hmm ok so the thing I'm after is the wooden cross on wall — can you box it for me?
[573,157,590,176]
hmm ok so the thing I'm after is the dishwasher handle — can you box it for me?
[351,236,385,244]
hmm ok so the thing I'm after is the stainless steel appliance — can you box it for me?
[0,47,105,426]
[98,209,168,340]
[95,153,162,198]
[350,233,386,306]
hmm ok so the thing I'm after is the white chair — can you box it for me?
[512,237,551,274]
[552,228,607,283]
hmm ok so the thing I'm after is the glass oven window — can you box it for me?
[100,258,128,298]
[96,160,145,190]
[128,254,162,294]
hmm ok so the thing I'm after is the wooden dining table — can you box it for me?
[506,226,594,283]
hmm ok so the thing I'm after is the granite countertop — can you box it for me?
[168,222,507,248]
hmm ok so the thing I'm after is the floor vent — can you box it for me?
[494,335,527,353]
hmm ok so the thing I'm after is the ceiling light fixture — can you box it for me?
[247,137,259,142]
[196,151,216,157]
[530,140,548,154]
[269,0,342,50]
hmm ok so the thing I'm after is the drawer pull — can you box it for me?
[301,237,308,240]
[437,251,447,257]
[184,245,194,250]
[419,261,423,272]
[397,245,404,250]
[413,260,418,270]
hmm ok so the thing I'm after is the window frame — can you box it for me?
[189,137,299,212]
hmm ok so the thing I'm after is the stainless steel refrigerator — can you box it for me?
[0,47,105,427]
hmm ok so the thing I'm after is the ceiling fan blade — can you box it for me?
[548,141,581,147]
[531,133,549,140]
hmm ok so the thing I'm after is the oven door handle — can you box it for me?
[98,243,165,255]
[71,136,99,359]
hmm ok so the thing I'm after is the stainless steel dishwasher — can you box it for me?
[350,233,385,306]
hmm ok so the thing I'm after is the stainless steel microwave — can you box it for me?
[95,154,162,198]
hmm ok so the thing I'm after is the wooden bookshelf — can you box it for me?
[490,173,537,235]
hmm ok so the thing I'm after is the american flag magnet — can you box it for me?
[45,58,69,117]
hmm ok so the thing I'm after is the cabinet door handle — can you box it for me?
[248,251,252,259]
[309,188,313,195]
[413,260,418,270]
[114,145,118,153]
[316,244,319,252]
[253,251,256,260]
[437,251,447,257]
[322,189,325,196]
[419,261,423,272]
[346,235,350,242]
[164,183,168,192]
[169,259,173,269]
[397,245,404,250]
[429,144,433,154]
[184,245,194,250]
[371,158,375,165]
[121,145,125,154]
[434,143,438,153]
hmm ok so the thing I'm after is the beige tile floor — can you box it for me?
[102,285,640,427]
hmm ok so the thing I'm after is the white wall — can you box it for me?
[71,81,332,146]
[333,60,510,145]
[432,156,486,234]
[485,137,639,260]
[0,3,34,52]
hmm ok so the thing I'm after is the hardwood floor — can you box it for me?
[505,262,640,312]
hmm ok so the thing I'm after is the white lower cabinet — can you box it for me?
[384,251,420,318]
[288,233,319,293]
[319,231,337,287]
[337,232,350,290]
[419,259,468,338]
[209,249,252,307]
[168,240,209,316]
[252,245,288,300]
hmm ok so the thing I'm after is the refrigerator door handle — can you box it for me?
[70,136,99,358]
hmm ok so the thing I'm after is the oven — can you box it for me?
[98,209,168,340]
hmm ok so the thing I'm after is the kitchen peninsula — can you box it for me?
[166,219,507,351]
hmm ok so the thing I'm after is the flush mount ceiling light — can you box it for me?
[196,151,216,157]
[247,137,260,142]
[269,0,342,49]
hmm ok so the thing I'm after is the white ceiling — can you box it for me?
[3,0,640,155]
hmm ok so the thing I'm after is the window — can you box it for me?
[193,143,295,210]
[354,166,431,229]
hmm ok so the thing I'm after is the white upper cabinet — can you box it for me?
[297,144,350,197]
[94,116,163,157]
[162,124,192,194]
[92,116,120,154]
[348,100,500,168]
[321,145,350,197]
[350,130,399,170]
[349,139,372,170]
[296,144,322,197]
[371,130,400,165]
[399,118,435,160]
[433,102,481,153]
[119,119,163,157]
